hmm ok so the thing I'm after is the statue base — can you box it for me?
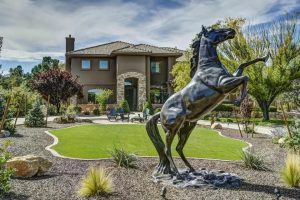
[152,168,241,188]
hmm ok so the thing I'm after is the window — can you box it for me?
[150,87,168,104]
[99,59,109,70]
[151,62,160,73]
[87,89,103,103]
[81,59,91,70]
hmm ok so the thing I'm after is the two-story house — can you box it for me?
[65,35,183,110]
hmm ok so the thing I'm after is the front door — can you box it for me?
[124,78,138,111]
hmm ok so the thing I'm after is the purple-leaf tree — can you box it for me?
[31,69,82,113]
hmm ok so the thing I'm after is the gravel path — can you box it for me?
[1,123,300,200]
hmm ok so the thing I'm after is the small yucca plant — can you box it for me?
[78,166,113,197]
[110,147,137,168]
[240,149,268,171]
[281,153,300,187]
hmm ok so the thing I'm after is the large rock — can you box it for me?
[0,130,10,138]
[6,155,52,178]
[211,123,222,129]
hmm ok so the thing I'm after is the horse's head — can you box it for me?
[201,25,235,45]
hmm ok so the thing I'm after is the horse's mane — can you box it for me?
[189,31,203,78]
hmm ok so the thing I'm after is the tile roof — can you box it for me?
[67,41,132,55]
[66,41,183,57]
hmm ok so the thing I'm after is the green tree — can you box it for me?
[95,89,113,112]
[31,56,60,76]
[25,100,45,127]
[215,14,300,120]
[9,65,24,87]
[170,51,192,92]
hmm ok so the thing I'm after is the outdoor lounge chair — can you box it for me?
[107,108,118,121]
[130,108,151,123]
[116,108,130,122]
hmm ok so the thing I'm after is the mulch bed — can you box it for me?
[2,123,300,200]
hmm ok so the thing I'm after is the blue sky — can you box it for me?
[0,0,299,73]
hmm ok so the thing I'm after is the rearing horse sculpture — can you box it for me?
[146,26,268,178]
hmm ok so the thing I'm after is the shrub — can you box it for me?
[240,149,268,170]
[214,104,234,112]
[0,96,16,134]
[73,106,82,114]
[281,153,300,187]
[47,104,57,116]
[93,108,100,116]
[283,119,300,152]
[66,105,76,117]
[110,147,137,168]
[143,101,153,114]
[95,89,113,112]
[0,140,13,197]
[119,100,130,113]
[25,101,45,127]
[78,166,113,197]
[83,110,90,115]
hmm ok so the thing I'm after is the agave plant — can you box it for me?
[110,147,137,168]
[240,149,269,171]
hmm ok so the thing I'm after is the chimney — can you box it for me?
[66,34,75,52]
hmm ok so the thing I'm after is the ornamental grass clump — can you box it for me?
[240,149,268,171]
[78,166,113,197]
[281,153,300,187]
[111,147,137,168]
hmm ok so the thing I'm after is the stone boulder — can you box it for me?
[211,123,222,129]
[0,130,10,138]
[6,155,52,178]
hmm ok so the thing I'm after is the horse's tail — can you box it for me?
[146,112,165,159]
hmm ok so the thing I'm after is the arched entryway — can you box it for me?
[124,78,138,110]
[117,72,146,110]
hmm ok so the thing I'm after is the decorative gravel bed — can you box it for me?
[2,123,300,200]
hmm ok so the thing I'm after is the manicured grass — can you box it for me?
[49,124,248,160]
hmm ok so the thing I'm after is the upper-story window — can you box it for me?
[99,59,109,70]
[151,62,160,73]
[81,59,91,70]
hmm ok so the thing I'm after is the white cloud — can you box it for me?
[0,0,299,63]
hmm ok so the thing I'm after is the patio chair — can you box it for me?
[107,108,118,121]
[116,108,130,122]
[130,108,151,123]
[143,108,150,121]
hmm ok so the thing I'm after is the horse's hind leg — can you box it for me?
[165,129,179,175]
[176,122,197,172]
[164,121,184,176]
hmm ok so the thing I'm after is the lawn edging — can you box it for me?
[44,125,252,162]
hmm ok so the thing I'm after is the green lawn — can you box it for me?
[49,124,248,160]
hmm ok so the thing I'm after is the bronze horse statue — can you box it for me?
[146,26,268,178]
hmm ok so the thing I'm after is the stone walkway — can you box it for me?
[14,115,286,136]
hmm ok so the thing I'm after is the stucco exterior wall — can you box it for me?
[70,57,116,103]
[70,57,116,85]
[116,55,146,75]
